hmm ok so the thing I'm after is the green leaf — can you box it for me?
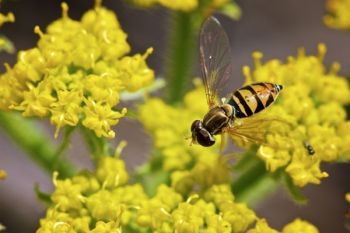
[283,172,307,204]
[34,184,52,205]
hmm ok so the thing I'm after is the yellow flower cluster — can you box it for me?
[37,147,148,232]
[131,0,230,12]
[0,2,154,138]
[37,146,319,233]
[0,0,15,53]
[139,44,350,187]
[245,44,350,186]
[139,81,219,171]
[139,81,234,195]
[324,0,350,30]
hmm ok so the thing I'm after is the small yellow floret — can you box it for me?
[247,219,279,233]
[0,170,7,180]
[282,218,319,233]
[324,0,350,30]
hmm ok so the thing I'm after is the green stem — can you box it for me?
[53,126,75,162]
[133,149,170,196]
[79,126,111,161]
[231,149,281,206]
[165,12,199,104]
[0,111,75,178]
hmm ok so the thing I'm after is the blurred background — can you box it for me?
[0,0,350,232]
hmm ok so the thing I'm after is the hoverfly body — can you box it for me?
[190,16,284,147]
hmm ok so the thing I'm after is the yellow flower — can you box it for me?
[247,219,279,233]
[140,44,349,189]
[95,155,129,189]
[132,0,197,11]
[139,82,222,172]
[0,2,154,138]
[139,82,234,197]
[172,201,208,233]
[137,183,258,233]
[221,202,257,232]
[86,190,126,221]
[282,218,319,233]
[136,184,183,229]
[204,184,235,208]
[0,223,5,232]
[90,221,121,233]
[130,0,236,13]
[324,0,350,30]
[37,147,149,232]
[336,122,350,160]
[82,98,127,138]
[0,169,6,180]
[285,150,328,187]
[50,90,82,138]
[205,215,232,233]
[158,0,198,11]
[37,208,82,233]
[0,1,15,53]
[37,143,321,232]
[0,11,14,27]
[245,44,350,186]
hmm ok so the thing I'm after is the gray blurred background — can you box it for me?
[0,0,350,232]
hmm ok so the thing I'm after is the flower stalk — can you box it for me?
[232,148,280,205]
[165,12,200,104]
[0,112,75,178]
[79,126,112,160]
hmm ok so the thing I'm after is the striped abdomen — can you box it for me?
[228,82,283,118]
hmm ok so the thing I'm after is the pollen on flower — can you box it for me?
[0,1,154,139]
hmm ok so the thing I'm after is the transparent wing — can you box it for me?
[224,116,292,147]
[199,16,234,108]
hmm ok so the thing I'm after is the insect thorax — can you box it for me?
[202,105,232,135]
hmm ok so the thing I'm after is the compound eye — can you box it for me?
[196,129,215,147]
[191,120,202,132]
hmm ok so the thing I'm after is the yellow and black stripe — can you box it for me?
[228,82,283,118]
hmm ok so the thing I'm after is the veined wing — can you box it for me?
[199,16,234,108]
[224,116,292,147]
